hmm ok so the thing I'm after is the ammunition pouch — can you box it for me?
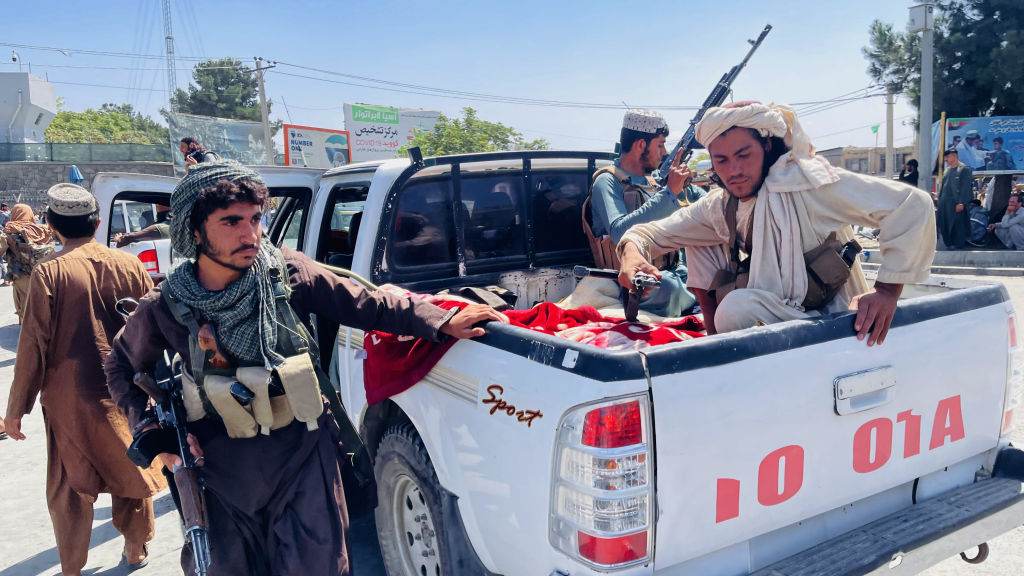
[155,268,378,507]
[708,196,858,312]
[273,353,324,431]
[709,260,750,307]
[583,166,679,271]
[802,232,855,311]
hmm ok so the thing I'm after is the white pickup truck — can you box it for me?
[94,152,1024,576]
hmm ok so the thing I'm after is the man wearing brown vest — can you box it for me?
[586,109,703,317]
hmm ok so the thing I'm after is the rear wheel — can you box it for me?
[374,424,448,576]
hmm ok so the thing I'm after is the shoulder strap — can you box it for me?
[592,164,628,185]
[267,267,374,488]
[268,267,312,359]
[160,283,226,418]
[723,194,755,267]
[160,283,205,378]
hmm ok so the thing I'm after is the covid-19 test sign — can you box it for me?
[343,103,440,162]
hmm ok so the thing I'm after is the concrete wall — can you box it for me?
[0,161,174,211]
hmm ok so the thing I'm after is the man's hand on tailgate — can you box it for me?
[440,304,509,339]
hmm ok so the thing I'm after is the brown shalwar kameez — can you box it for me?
[5,241,166,575]
[105,247,455,576]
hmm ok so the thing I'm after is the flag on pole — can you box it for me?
[870,124,880,134]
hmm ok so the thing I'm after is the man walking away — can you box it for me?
[0,204,55,322]
[4,184,165,575]
[0,203,11,286]
[937,148,974,250]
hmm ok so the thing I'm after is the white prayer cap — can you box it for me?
[622,109,668,135]
[695,102,815,159]
[47,183,98,216]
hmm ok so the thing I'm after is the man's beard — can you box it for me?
[719,173,767,199]
[641,147,660,174]
[198,229,257,272]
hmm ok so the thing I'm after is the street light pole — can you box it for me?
[910,2,935,193]
[885,90,895,178]
[254,57,276,165]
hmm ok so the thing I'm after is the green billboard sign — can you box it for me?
[351,104,400,125]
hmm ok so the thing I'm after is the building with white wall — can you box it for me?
[0,72,58,144]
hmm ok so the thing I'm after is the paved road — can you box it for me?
[1,276,1023,575]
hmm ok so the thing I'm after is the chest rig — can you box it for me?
[582,165,680,270]
[160,267,326,438]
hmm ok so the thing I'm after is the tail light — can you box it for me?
[550,395,653,569]
[1002,311,1022,436]
[138,249,159,274]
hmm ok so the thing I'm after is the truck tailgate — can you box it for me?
[644,296,1009,568]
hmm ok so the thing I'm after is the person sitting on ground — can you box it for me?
[616,101,935,345]
[968,198,990,247]
[0,204,55,323]
[988,193,1024,250]
[114,204,172,247]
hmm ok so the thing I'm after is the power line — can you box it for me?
[0,41,235,61]
[0,62,239,72]
[270,64,699,110]
[811,114,915,140]
[49,80,169,92]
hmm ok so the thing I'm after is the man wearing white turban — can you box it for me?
[615,102,936,345]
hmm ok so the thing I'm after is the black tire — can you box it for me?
[374,423,450,576]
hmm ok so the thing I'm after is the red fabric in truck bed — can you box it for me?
[363,300,704,405]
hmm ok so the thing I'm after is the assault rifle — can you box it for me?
[656,24,772,185]
[574,266,660,323]
[126,347,212,576]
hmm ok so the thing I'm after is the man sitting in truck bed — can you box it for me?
[587,110,706,318]
[616,101,935,346]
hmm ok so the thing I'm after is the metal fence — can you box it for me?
[0,143,173,163]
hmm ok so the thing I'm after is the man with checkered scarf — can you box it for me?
[105,161,505,575]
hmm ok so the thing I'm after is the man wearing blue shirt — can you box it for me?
[586,109,703,317]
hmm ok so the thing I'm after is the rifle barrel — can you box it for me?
[657,24,772,182]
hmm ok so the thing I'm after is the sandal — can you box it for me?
[121,542,149,570]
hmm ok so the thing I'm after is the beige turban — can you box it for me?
[695,103,815,160]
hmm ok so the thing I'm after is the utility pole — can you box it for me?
[254,57,276,165]
[885,90,895,178]
[161,0,178,110]
[910,2,935,193]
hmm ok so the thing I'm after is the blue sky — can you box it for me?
[3,0,921,151]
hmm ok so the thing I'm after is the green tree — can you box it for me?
[863,0,1024,119]
[167,58,274,123]
[398,107,548,156]
[45,103,168,144]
